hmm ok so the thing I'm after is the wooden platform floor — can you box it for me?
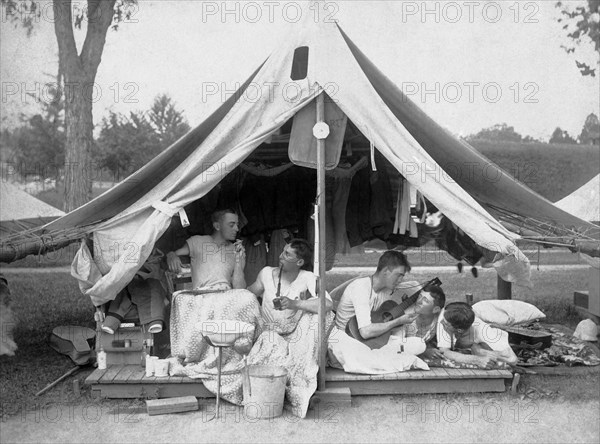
[86,365,513,399]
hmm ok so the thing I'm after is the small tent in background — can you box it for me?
[1,16,598,305]
[0,182,65,238]
[555,175,600,224]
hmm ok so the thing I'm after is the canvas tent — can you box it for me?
[0,182,65,238]
[1,18,599,305]
[555,175,600,224]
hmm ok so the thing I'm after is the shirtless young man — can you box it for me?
[166,209,246,290]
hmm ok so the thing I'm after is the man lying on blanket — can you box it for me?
[435,302,518,367]
[392,284,446,358]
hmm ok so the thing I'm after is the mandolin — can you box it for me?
[345,277,442,349]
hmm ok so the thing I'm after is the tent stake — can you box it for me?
[316,93,327,391]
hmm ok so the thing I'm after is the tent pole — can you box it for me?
[316,93,327,391]
[497,275,512,299]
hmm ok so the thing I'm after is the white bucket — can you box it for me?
[242,365,287,419]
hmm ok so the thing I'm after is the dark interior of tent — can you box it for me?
[154,112,482,290]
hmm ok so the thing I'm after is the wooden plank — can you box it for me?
[402,370,427,379]
[141,373,158,383]
[127,367,146,382]
[113,365,139,383]
[94,383,214,399]
[146,396,199,416]
[327,377,506,396]
[455,368,477,379]
[311,387,352,408]
[167,375,185,383]
[99,365,124,384]
[426,367,451,379]
[85,367,106,385]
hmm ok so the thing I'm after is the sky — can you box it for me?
[1,0,599,141]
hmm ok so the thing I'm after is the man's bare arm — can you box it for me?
[358,313,419,340]
[166,244,190,273]
[231,247,246,289]
[471,344,518,365]
[438,348,495,368]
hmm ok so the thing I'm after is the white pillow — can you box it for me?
[472,300,546,326]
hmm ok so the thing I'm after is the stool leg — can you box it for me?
[215,347,222,419]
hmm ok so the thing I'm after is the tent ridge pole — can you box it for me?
[316,93,327,391]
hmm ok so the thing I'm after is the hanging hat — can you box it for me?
[573,319,599,342]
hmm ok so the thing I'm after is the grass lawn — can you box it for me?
[0,268,597,419]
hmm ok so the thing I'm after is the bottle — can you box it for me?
[97,348,107,370]
[145,354,154,377]
[140,340,148,368]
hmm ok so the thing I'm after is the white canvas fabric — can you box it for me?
[73,17,531,305]
[555,174,600,223]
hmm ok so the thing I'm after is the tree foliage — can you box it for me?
[465,123,524,143]
[549,127,577,144]
[148,94,191,148]
[94,94,190,180]
[556,0,600,76]
[1,82,65,179]
[1,0,137,211]
[578,112,600,144]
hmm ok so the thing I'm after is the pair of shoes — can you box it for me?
[101,325,115,335]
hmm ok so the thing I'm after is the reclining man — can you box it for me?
[166,209,246,290]
[393,284,446,359]
[436,302,518,367]
[328,251,430,374]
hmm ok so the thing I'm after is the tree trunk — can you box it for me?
[63,71,94,211]
[53,0,116,212]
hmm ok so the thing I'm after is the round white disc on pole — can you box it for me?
[313,122,330,139]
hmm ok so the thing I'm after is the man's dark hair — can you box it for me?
[423,284,445,309]
[289,238,313,271]
[211,208,237,224]
[443,302,475,330]
[376,250,411,273]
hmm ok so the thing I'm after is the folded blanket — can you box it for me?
[168,289,262,405]
[247,311,335,418]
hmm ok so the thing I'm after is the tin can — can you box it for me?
[97,349,107,370]
[465,293,474,305]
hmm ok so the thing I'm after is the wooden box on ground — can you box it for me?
[573,267,600,322]
[99,326,152,366]
[146,396,199,416]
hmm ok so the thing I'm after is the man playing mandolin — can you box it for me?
[334,250,417,339]
[328,251,432,374]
